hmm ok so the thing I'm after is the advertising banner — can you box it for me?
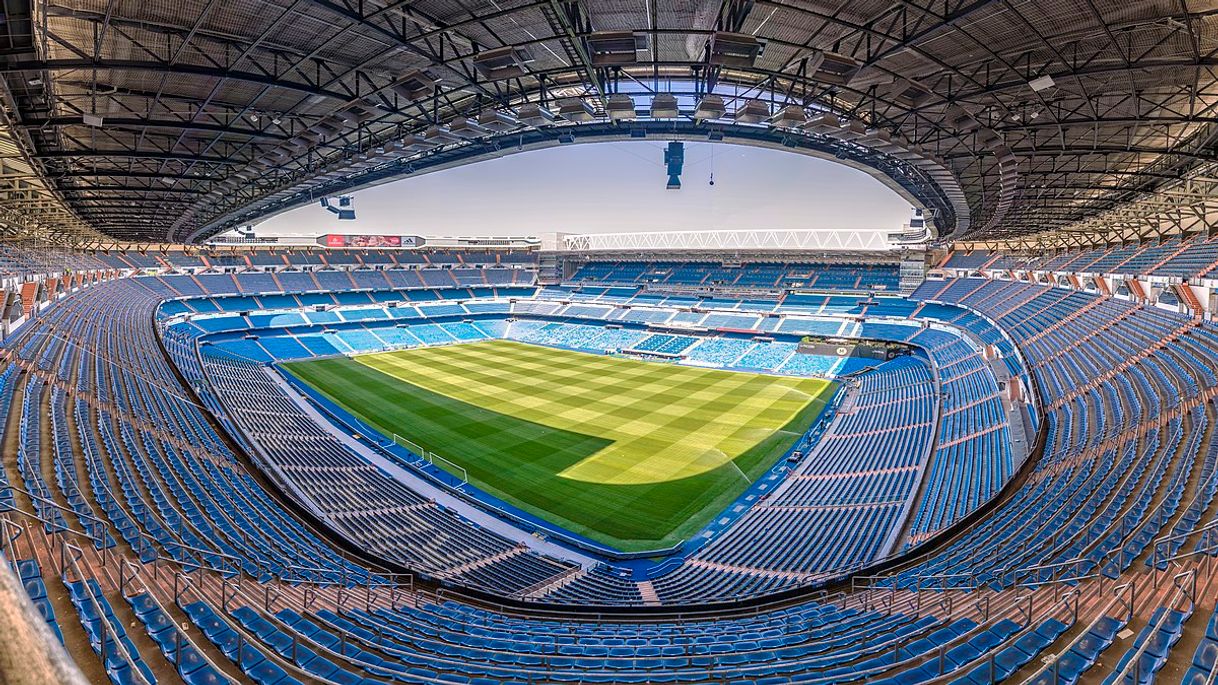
[318,234,422,248]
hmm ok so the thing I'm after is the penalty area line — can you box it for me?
[728,459,752,485]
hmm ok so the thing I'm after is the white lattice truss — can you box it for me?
[562,229,895,253]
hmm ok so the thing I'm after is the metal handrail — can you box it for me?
[115,556,238,684]
[55,538,155,685]
[1018,581,1134,685]
[1104,568,1197,685]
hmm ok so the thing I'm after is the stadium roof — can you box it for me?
[0,0,1215,248]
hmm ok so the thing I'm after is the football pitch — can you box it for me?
[281,339,836,551]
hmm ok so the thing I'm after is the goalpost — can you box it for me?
[388,432,424,457]
[389,433,469,489]
[428,452,470,489]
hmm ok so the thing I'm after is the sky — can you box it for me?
[250,141,914,238]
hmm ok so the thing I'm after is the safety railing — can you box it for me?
[1101,568,1198,685]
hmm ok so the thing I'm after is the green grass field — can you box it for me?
[282,339,836,551]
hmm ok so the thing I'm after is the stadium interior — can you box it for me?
[2,1,1218,685]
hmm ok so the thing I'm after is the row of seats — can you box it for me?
[571,260,900,291]
[892,278,1218,597]
[6,267,1211,685]
[650,356,937,602]
[91,249,538,271]
[199,351,575,593]
[904,327,1015,543]
[943,235,1218,279]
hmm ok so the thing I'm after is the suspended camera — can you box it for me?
[320,195,357,220]
[664,142,684,190]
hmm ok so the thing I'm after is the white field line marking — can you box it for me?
[728,458,752,485]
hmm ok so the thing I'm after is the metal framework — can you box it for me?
[190,119,958,243]
[0,0,1214,247]
[562,228,894,252]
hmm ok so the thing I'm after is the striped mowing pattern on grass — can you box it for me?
[283,339,836,551]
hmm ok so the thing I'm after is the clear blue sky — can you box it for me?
[252,141,913,237]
